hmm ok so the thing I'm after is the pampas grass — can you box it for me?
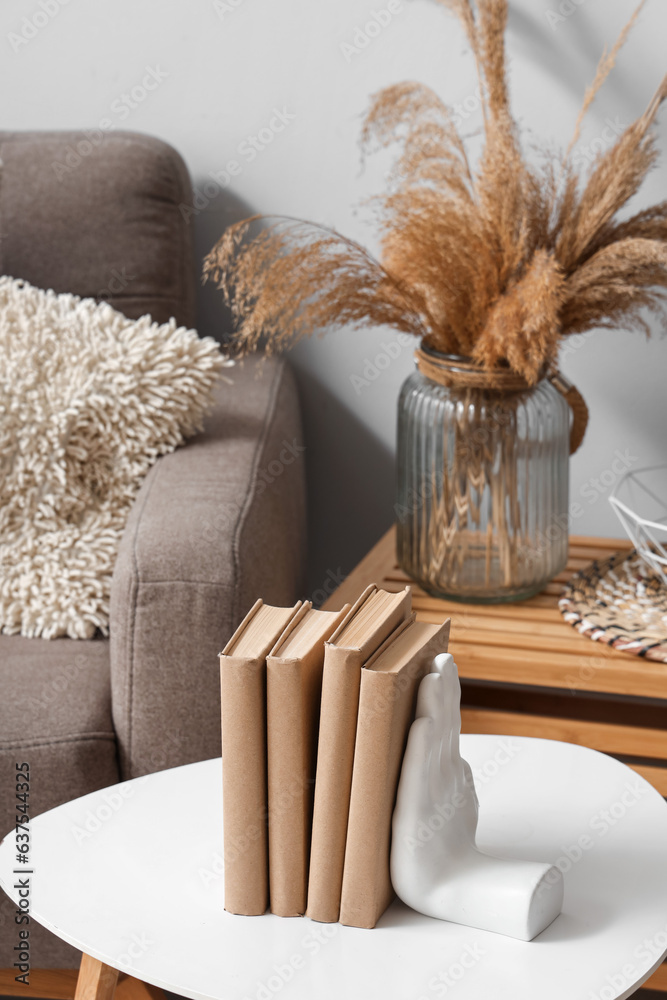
[204,0,667,384]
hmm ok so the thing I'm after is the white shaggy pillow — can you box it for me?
[0,276,226,640]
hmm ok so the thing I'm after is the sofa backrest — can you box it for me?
[0,129,196,328]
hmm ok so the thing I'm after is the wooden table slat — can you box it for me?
[452,644,666,698]
[627,763,667,797]
[451,627,626,659]
[461,708,667,760]
[569,536,634,553]
[414,592,562,613]
[414,609,606,642]
[646,960,667,990]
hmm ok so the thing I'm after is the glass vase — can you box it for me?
[396,349,571,602]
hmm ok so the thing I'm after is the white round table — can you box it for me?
[1,736,667,1000]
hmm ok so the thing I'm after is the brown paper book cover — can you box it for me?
[220,598,302,916]
[338,616,451,929]
[306,584,412,923]
[266,602,351,916]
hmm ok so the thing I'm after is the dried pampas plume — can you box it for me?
[204,0,667,383]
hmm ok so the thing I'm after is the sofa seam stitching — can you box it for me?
[230,362,285,627]
[123,578,231,586]
[126,461,163,776]
[158,145,190,322]
[0,734,117,751]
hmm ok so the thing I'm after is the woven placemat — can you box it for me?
[559,549,667,662]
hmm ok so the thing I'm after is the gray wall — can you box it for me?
[2,0,666,593]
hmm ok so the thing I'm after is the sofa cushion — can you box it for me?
[0,633,118,966]
[0,130,196,327]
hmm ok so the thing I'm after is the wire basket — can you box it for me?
[609,464,667,585]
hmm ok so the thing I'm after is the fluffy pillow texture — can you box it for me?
[0,276,225,640]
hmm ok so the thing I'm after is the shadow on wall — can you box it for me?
[289,359,396,602]
[194,193,396,599]
[510,6,599,90]
[191,186,254,344]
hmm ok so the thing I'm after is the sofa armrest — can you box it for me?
[110,355,306,779]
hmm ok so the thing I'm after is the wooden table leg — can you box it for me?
[0,969,79,998]
[115,977,166,1000]
[0,965,165,1000]
[74,955,118,1000]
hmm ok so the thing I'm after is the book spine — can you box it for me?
[220,655,268,915]
[339,622,450,928]
[339,670,399,929]
[267,659,308,916]
[306,646,363,922]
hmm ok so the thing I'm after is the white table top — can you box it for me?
[2,736,667,1000]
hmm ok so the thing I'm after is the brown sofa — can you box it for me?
[0,131,306,966]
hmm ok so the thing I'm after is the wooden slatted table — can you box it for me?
[324,528,667,995]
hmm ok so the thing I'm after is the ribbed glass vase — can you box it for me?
[396,349,571,602]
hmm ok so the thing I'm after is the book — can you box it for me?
[339,616,451,928]
[306,584,412,923]
[266,602,351,916]
[220,598,302,916]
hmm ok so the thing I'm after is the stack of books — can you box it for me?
[219,585,450,928]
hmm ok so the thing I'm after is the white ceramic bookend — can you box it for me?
[391,653,563,941]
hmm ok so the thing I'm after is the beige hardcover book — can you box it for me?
[306,584,412,923]
[220,598,302,916]
[266,602,351,916]
[339,616,451,929]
